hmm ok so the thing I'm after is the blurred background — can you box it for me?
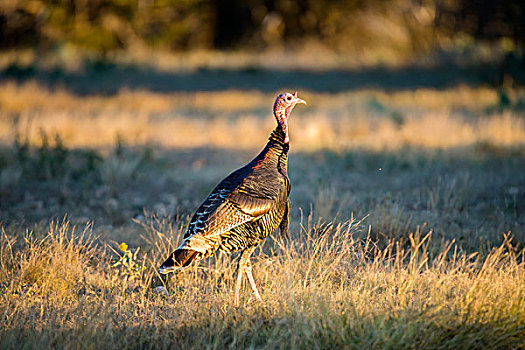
[0,0,524,249]
[0,0,524,64]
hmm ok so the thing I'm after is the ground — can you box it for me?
[0,54,524,348]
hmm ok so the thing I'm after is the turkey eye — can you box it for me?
[286,96,292,101]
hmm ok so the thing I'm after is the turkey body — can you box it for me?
[158,92,305,305]
[169,128,290,263]
[201,130,290,256]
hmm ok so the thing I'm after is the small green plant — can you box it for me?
[111,242,146,281]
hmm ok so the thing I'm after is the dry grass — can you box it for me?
[1,82,524,152]
[0,217,524,348]
[0,74,524,347]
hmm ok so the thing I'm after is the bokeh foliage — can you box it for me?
[0,0,523,53]
[0,0,214,51]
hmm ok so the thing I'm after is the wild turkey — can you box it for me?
[159,92,306,305]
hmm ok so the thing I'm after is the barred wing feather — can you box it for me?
[182,178,278,251]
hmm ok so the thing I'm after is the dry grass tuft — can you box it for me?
[1,217,524,348]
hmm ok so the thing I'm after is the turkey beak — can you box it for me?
[293,92,307,105]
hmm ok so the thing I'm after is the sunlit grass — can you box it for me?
[1,82,524,153]
[0,218,524,348]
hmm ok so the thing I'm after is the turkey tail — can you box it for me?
[158,249,198,274]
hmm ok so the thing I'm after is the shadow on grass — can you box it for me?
[0,59,521,95]
[0,141,524,249]
[0,312,523,349]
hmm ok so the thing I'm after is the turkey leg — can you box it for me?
[234,246,261,305]
[244,258,263,302]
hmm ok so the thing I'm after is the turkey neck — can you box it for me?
[251,125,289,176]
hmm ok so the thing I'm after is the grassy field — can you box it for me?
[0,56,525,348]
